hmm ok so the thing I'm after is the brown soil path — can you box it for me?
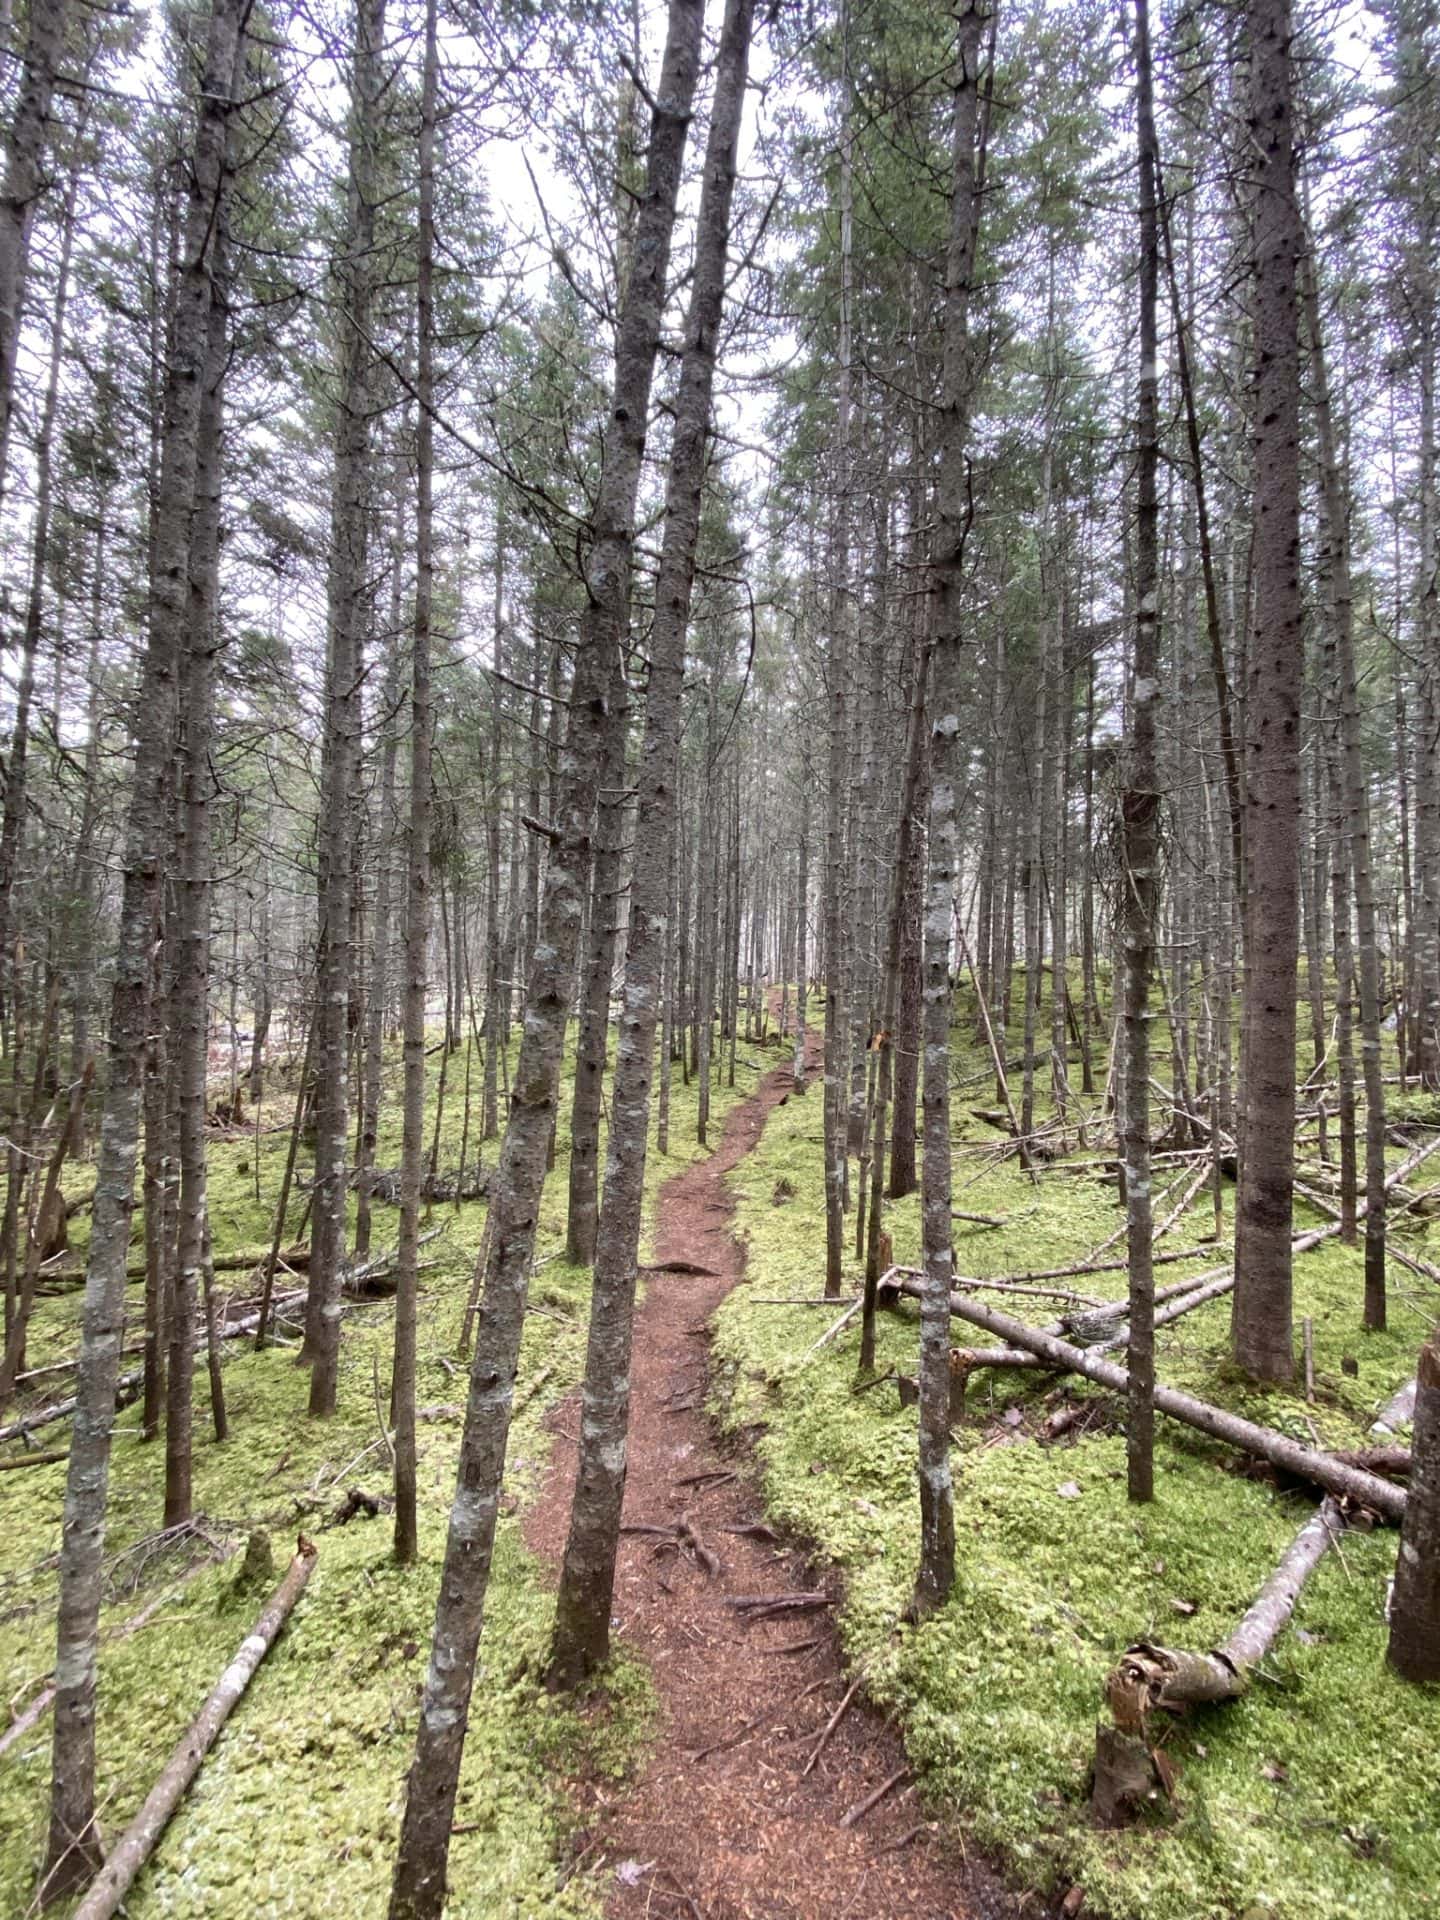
[526,1033,1008,1920]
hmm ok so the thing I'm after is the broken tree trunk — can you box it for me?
[66,1539,316,1920]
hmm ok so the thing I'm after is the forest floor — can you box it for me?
[4,989,1440,1920]
[0,1041,750,1918]
[527,1021,1008,1920]
[707,985,1440,1920]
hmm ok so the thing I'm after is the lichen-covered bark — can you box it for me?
[391,0,437,1570]
[911,0,989,1622]
[1389,1333,1440,1682]
[548,0,756,1688]
[1232,0,1303,1383]
[387,7,704,1910]
[44,0,245,1895]
[1123,0,1161,1503]
[307,0,388,1416]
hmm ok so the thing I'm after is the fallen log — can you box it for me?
[0,1295,307,1448]
[907,1290,1406,1521]
[67,1538,317,1920]
[0,1368,144,1447]
[37,1243,310,1293]
[0,1447,66,1470]
[1091,1378,1416,1825]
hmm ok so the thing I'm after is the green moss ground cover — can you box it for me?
[0,1032,748,1917]
[712,997,1440,1920]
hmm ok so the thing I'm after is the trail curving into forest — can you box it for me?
[527,1033,1007,1920]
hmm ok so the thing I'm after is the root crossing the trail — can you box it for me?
[527,1038,1006,1920]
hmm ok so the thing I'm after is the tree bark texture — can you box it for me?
[1388,1332,1440,1682]
[912,0,988,1621]
[1232,0,1303,1384]
[387,8,705,1910]
[549,0,755,1689]
[307,0,388,1416]
[1123,0,1161,1503]
[45,0,245,1893]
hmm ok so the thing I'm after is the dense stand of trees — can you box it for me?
[0,0,1436,1903]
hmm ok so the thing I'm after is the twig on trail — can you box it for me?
[675,1468,736,1490]
[722,1522,781,1544]
[802,1669,864,1776]
[641,1259,721,1278]
[874,1822,928,1856]
[727,1591,833,1623]
[688,1711,765,1765]
[758,1636,820,1655]
[677,1514,720,1577]
[841,1767,913,1828]
[659,1866,706,1920]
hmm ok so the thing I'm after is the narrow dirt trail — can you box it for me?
[526,1032,1006,1920]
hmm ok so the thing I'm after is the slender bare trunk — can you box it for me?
[1123,0,1161,1503]
[44,1,245,1893]
[911,0,989,1622]
[1232,0,1302,1384]
[548,0,755,1685]
[308,0,388,1416]
[388,10,704,1908]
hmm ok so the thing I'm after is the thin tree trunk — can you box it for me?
[167,212,233,1531]
[0,144,79,1017]
[1301,240,1388,1330]
[911,0,989,1623]
[44,0,245,1893]
[1232,0,1303,1385]
[548,0,755,1686]
[388,10,704,1908]
[0,0,67,497]
[1123,0,1162,1505]
[307,0,388,1416]
[1388,1330,1440,1682]
[391,0,437,1569]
